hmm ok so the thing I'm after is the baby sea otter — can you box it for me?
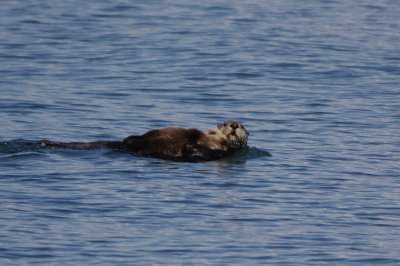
[41,121,249,162]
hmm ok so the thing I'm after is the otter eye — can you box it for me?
[223,123,227,126]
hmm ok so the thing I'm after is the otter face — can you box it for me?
[217,121,249,149]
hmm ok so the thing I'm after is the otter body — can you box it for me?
[41,121,249,162]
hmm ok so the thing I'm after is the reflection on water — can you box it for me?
[0,139,270,163]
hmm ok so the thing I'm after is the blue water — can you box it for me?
[1,0,400,265]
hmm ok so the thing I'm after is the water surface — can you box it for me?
[1,0,400,265]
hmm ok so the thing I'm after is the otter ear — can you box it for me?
[217,122,228,129]
[241,126,249,136]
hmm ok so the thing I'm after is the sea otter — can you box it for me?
[40,121,249,162]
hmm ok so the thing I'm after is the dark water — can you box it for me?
[1,0,400,265]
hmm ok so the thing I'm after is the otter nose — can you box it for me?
[231,122,239,129]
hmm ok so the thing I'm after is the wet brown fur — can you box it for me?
[40,121,249,162]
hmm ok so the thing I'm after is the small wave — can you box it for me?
[0,139,40,154]
[1,140,271,163]
[224,147,272,163]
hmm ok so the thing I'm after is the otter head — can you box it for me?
[217,120,249,149]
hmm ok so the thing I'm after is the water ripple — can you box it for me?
[1,0,400,265]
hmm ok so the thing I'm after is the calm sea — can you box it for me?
[1,1,399,265]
